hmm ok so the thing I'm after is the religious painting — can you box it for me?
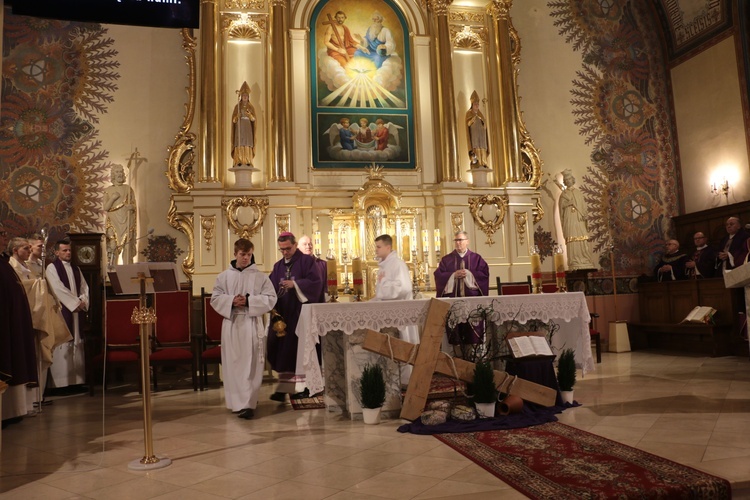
[310,0,415,169]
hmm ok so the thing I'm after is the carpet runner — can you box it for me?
[290,394,325,410]
[435,422,731,499]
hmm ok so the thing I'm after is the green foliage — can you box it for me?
[359,363,386,409]
[472,361,498,404]
[557,348,577,391]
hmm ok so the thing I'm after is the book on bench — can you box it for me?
[506,333,554,359]
[680,306,717,324]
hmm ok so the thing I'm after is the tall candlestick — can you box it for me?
[422,229,429,252]
[352,257,363,298]
[530,245,542,294]
[554,245,566,292]
[434,229,441,254]
[326,255,338,302]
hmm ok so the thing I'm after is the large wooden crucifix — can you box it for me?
[362,298,558,420]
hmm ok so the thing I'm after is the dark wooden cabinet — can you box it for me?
[67,232,105,393]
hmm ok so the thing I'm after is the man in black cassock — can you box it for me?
[654,239,688,281]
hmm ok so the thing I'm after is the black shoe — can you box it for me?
[238,408,254,419]
[291,388,310,400]
[270,392,286,402]
[33,399,53,407]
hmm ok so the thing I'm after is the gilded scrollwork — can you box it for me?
[275,213,290,234]
[450,212,464,234]
[448,11,485,23]
[224,0,266,9]
[201,215,216,252]
[165,28,197,194]
[222,13,266,38]
[468,194,508,246]
[514,211,527,246]
[222,196,269,239]
[488,0,512,20]
[451,25,486,50]
[422,0,453,16]
[167,197,195,279]
[532,197,544,224]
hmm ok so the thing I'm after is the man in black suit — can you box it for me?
[685,232,717,278]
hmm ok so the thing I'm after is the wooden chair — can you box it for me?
[590,312,602,363]
[150,290,197,391]
[95,298,141,392]
[199,287,223,390]
[496,276,532,295]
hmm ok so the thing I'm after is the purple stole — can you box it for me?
[53,258,82,333]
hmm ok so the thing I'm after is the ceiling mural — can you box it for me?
[548,0,680,275]
[652,0,732,61]
[0,15,119,248]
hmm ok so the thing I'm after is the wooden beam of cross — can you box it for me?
[362,298,558,420]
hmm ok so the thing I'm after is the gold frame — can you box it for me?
[222,196,269,239]
[167,198,195,279]
[468,194,508,246]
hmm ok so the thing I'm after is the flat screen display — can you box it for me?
[12,0,200,29]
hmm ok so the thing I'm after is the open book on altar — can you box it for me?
[680,306,716,324]
[506,332,554,359]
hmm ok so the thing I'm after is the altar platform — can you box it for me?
[295,293,593,418]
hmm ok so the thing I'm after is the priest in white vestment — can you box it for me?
[211,238,277,420]
[371,234,418,384]
[46,240,89,389]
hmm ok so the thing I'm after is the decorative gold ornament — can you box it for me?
[514,211,527,246]
[167,197,195,279]
[451,25,485,50]
[532,197,544,224]
[489,0,512,19]
[423,0,452,16]
[449,11,485,23]
[201,215,216,252]
[223,13,265,39]
[450,212,465,234]
[275,213,290,234]
[222,196,269,239]
[166,28,197,194]
[224,0,266,9]
[468,194,508,246]
[353,164,402,212]
[131,306,157,325]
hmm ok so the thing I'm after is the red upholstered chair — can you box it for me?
[199,287,223,390]
[95,298,141,392]
[590,313,602,363]
[150,290,197,391]
[497,276,532,295]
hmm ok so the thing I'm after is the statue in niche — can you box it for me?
[103,164,137,266]
[555,169,596,270]
[232,81,256,167]
[465,91,489,168]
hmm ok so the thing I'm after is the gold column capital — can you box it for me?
[423,0,453,17]
[269,0,287,8]
[489,0,512,19]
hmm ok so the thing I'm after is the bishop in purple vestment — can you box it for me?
[267,233,323,402]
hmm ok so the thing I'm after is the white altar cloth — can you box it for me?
[296,292,594,396]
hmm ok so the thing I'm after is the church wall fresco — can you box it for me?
[0,14,119,249]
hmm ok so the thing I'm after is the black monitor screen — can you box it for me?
[12,0,200,29]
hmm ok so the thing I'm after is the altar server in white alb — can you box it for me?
[46,239,89,389]
[372,234,418,383]
[211,238,277,420]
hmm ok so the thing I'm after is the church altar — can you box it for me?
[296,292,594,416]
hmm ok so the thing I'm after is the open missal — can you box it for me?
[507,335,554,358]
[681,306,716,324]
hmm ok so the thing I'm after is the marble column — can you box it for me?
[488,0,522,183]
[269,0,292,182]
[198,0,220,183]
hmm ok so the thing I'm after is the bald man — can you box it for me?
[654,239,688,281]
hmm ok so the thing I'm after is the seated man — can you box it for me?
[685,232,717,279]
[654,239,688,281]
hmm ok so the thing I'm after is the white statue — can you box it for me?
[556,169,596,270]
[232,81,256,167]
[103,164,137,266]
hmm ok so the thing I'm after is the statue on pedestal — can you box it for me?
[232,81,256,167]
[103,164,137,266]
[465,91,489,168]
[556,169,596,270]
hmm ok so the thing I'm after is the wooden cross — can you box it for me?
[322,13,351,62]
[362,298,558,420]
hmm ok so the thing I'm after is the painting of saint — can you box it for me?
[319,114,408,163]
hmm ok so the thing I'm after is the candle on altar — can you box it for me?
[328,231,335,254]
[554,245,566,292]
[326,256,338,297]
[422,229,429,252]
[314,231,321,248]
[434,229,441,253]
[352,257,363,295]
[410,233,416,253]
[530,245,542,293]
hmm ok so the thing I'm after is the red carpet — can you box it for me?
[436,422,731,499]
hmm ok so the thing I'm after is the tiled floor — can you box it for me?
[2,350,750,499]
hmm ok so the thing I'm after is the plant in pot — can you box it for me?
[359,363,386,424]
[472,361,498,418]
[556,348,576,404]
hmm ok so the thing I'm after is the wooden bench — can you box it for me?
[633,279,745,356]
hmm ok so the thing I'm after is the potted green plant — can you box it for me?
[557,348,577,404]
[359,363,386,424]
[472,361,498,418]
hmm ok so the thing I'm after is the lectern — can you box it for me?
[723,263,750,356]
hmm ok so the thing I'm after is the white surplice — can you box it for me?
[211,263,277,412]
[372,251,419,383]
[46,261,89,388]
